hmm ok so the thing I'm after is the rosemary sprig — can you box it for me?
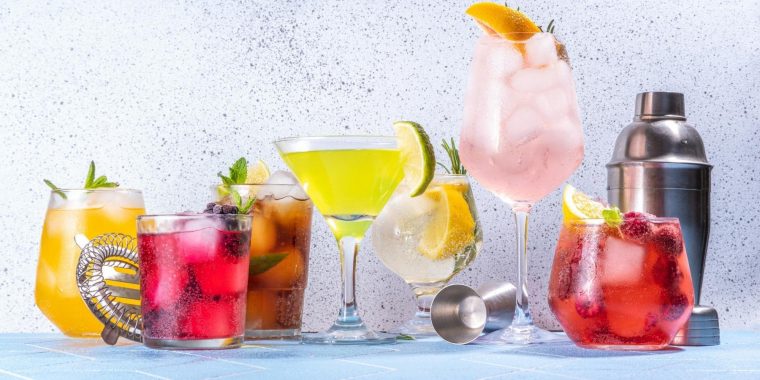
[538,19,556,34]
[436,138,467,175]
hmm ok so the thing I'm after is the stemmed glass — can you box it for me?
[275,136,405,344]
[459,32,584,344]
[372,174,482,336]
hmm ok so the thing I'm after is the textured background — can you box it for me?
[1,0,759,333]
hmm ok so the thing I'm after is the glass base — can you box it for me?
[143,336,243,350]
[475,325,566,345]
[395,317,437,337]
[245,328,300,341]
[302,324,396,345]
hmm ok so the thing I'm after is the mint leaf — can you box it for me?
[602,207,622,227]
[218,172,234,186]
[231,188,242,207]
[397,334,415,340]
[84,161,95,188]
[250,253,288,275]
[230,157,248,184]
[239,196,256,214]
[44,179,67,199]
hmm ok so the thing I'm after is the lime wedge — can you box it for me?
[562,184,605,222]
[393,121,435,197]
[246,159,270,184]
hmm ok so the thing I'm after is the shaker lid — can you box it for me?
[635,92,685,121]
[608,92,710,166]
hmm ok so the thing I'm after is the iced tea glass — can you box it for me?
[215,184,313,340]
[548,217,694,350]
[137,214,252,349]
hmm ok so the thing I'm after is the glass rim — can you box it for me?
[565,217,680,225]
[482,31,556,40]
[213,183,301,187]
[274,135,398,154]
[49,188,143,193]
[274,135,396,143]
[137,213,252,221]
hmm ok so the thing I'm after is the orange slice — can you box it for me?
[465,2,540,39]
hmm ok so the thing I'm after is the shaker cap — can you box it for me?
[635,92,685,121]
[608,92,710,166]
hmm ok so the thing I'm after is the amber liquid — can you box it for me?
[244,195,312,338]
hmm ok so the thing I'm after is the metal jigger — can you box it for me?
[607,92,719,346]
[430,282,516,344]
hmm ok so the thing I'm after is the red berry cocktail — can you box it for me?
[137,214,252,349]
[548,212,694,350]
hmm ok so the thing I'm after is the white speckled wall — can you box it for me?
[2,0,759,333]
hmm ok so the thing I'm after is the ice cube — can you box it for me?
[509,66,559,93]
[533,87,569,122]
[602,237,647,285]
[476,34,524,78]
[257,170,297,199]
[177,218,223,263]
[501,106,544,148]
[524,33,559,67]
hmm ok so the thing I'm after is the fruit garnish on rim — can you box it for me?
[561,184,606,222]
[216,157,271,197]
[44,161,121,199]
[394,121,435,197]
[465,2,540,38]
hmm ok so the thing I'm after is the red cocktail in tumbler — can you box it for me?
[137,214,252,349]
[548,213,694,350]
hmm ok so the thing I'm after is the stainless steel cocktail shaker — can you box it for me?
[607,92,719,346]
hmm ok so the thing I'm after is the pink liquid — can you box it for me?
[138,227,250,342]
[548,219,694,349]
[460,33,584,203]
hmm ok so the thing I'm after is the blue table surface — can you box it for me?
[0,331,758,380]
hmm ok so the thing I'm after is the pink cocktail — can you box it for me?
[137,214,252,349]
[548,215,694,349]
[459,32,584,344]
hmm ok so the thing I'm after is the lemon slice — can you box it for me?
[417,185,476,260]
[465,2,540,38]
[394,121,435,197]
[562,184,605,222]
[246,159,270,184]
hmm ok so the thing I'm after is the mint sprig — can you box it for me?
[602,207,623,227]
[44,161,119,199]
[44,179,67,199]
[230,188,256,214]
[218,157,248,186]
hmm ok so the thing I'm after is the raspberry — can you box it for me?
[575,292,604,318]
[620,213,652,241]
[661,292,689,321]
[644,312,659,332]
[651,224,684,257]
[652,256,683,287]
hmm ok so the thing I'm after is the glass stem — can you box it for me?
[412,287,436,319]
[511,202,534,330]
[336,236,362,326]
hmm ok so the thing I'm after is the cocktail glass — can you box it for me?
[36,189,145,337]
[275,136,405,344]
[459,32,584,344]
[137,214,252,349]
[548,217,694,350]
[214,183,314,340]
[372,174,482,336]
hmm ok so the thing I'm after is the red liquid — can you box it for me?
[548,219,694,349]
[138,227,250,341]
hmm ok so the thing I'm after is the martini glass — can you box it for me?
[275,136,405,344]
[459,32,584,344]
